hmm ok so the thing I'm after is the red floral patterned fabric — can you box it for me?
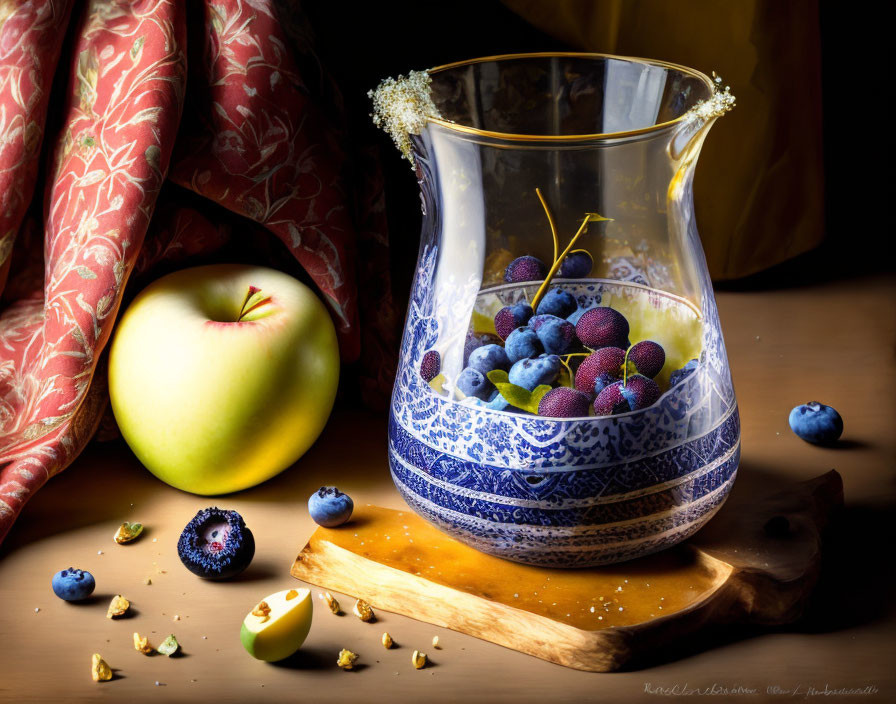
[0,0,391,544]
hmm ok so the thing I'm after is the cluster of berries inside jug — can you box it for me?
[418,245,701,419]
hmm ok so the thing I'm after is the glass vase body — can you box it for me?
[387,54,739,567]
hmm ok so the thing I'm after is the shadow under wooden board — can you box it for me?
[291,470,843,672]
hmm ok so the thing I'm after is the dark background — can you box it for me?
[306,1,891,303]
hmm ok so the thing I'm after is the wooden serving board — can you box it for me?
[291,471,842,672]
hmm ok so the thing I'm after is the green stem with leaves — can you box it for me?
[535,187,560,265]
[531,191,613,311]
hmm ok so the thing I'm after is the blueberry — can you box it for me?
[457,367,493,400]
[594,382,630,416]
[620,374,661,410]
[628,340,666,379]
[669,359,698,387]
[508,355,561,390]
[419,350,441,382]
[308,486,354,527]
[494,303,534,340]
[464,331,502,365]
[535,289,577,319]
[594,375,660,415]
[575,307,630,349]
[788,402,843,444]
[530,314,576,355]
[177,507,255,580]
[538,387,591,417]
[504,256,547,283]
[51,568,95,602]
[504,327,543,363]
[468,344,511,376]
[593,372,617,395]
[574,347,625,395]
[558,250,593,279]
[486,393,510,411]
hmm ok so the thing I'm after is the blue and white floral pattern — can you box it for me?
[388,245,740,567]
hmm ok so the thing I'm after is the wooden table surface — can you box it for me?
[1,273,893,704]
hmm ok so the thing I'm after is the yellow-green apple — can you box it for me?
[108,264,339,495]
[240,588,313,661]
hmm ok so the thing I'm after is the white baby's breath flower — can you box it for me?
[369,71,441,166]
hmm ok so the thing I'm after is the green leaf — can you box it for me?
[486,369,509,385]
[238,287,272,320]
[428,373,447,394]
[242,289,269,312]
[492,380,554,414]
[76,266,96,279]
[585,211,614,222]
[493,382,534,412]
[530,385,552,410]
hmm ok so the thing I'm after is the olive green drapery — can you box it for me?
[503,0,825,281]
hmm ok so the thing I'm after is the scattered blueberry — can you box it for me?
[464,331,502,365]
[177,507,255,580]
[419,350,441,382]
[538,387,591,417]
[504,327,544,363]
[508,355,561,390]
[788,402,843,444]
[494,304,534,340]
[51,568,95,602]
[558,250,593,278]
[308,486,354,527]
[669,359,698,387]
[628,340,665,379]
[468,344,511,376]
[504,256,547,283]
[457,367,493,400]
[575,307,630,349]
[535,289,577,319]
[574,347,625,395]
[530,315,576,355]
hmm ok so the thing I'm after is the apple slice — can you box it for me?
[240,588,313,662]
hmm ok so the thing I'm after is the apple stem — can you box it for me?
[238,286,272,321]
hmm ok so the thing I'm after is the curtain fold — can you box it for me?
[0,0,390,544]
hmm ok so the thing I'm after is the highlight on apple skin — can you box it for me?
[108,264,340,495]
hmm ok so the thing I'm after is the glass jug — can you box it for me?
[375,53,739,567]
